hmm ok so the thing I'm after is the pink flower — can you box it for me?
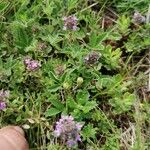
[0,101,6,110]
[63,15,78,31]
[24,57,41,71]
[24,58,31,65]
[76,123,83,131]
[66,140,76,148]
[54,115,83,148]
[0,89,9,110]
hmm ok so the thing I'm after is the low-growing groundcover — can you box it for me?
[0,0,150,149]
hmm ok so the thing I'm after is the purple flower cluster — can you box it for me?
[54,115,83,148]
[0,101,6,110]
[62,15,78,31]
[133,11,145,24]
[24,57,41,71]
[0,89,9,110]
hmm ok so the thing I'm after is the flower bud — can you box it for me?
[84,51,101,65]
[63,82,70,90]
[77,77,83,86]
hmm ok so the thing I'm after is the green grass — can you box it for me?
[0,0,150,149]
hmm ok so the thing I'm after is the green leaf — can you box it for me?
[82,124,98,141]
[16,115,22,122]
[117,15,131,35]
[67,0,78,11]
[49,84,61,92]
[43,34,63,50]
[108,32,122,41]
[11,23,32,51]
[0,2,10,12]
[14,26,31,48]
[123,92,135,107]
[89,32,107,48]
[83,101,97,113]
[60,71,67,83]
[76,90,90,105]
[102,45,122,69]
[48,71,60,83]
[66,96,77,109]
[61,68,77,82]
[45,108,61,117]
[110,92,135,114]
[48,98,64,111]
